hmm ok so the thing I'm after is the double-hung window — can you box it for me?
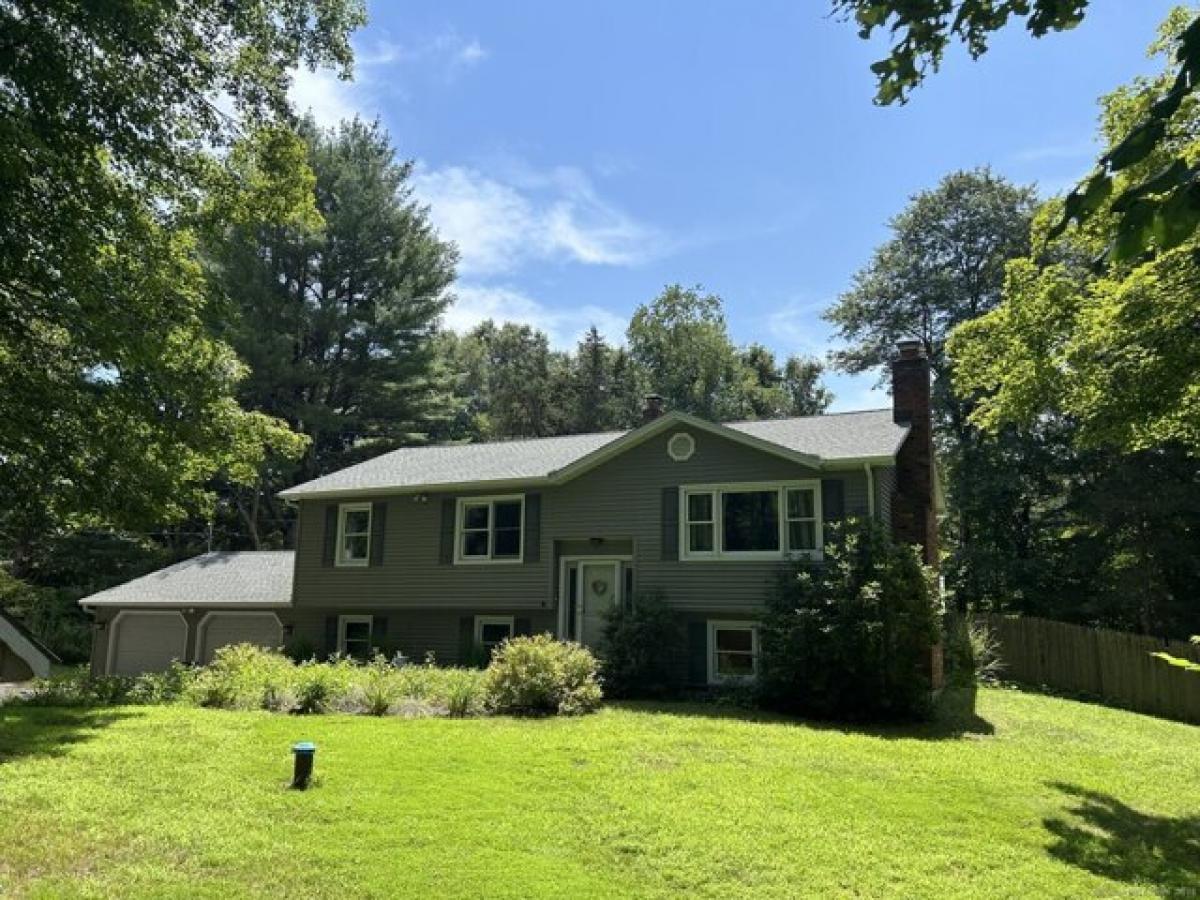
[681,482,821,560]
[336,503,372,567]
[338,615,373,660]
[474,615,515,658]
[456,495,524,563]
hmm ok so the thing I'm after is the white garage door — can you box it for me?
[108,612,188,676]
[197,613,282,664]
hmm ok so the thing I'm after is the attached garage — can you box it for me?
[80,551,294,675]
[195,612,282,664]
[107,611,188,676]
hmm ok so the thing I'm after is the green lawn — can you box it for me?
[0,688,1196,898]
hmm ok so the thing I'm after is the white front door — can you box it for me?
[576,560,621,650]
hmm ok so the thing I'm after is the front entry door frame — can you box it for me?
[558,555,630,642]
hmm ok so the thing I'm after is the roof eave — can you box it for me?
[548,411,823,484]
[278,475,555,502]
[80,600,294,610]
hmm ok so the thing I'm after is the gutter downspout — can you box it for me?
[864,463,875,520]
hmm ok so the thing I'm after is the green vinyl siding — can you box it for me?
[290,425,877,617]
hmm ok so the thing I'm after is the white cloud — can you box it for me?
[444,284,627,350]
[289,66,368,128]
[762,296,834,358]
[413,164,664,276]
[288,31,487,127]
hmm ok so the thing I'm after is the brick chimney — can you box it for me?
[891,340,937,566]
[642,393,665,424]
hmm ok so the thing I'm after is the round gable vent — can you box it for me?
[667,432,695,462]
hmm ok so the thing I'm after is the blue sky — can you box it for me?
[290,1,1181,411]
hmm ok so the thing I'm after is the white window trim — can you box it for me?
[667,432,695,462]
[454,494,525,565]
[335,501,372,568]
[707,620,759,685]
[680,481,823,561]
[337,614,374,656]
[474,615,515,648]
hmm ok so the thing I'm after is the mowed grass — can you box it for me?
[0,688,1197,899]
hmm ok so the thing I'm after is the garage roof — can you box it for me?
[79,551,294,609]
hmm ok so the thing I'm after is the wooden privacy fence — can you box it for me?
[981,614,1200,725]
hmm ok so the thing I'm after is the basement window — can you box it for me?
[708,621,758,684]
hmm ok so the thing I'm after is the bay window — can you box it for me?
[681,482,821,560]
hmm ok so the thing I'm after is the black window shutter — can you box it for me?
[324,616,338,658]
[687,620,708,685]
[370,501,387,566]
[372,615,388,652]
[458,615,475,665]
[524,493,541,563]
[439,498,456,564]
[514,617,532,636]
[661,486,679,561]
[822,479,845,522]
[321,506,338,566]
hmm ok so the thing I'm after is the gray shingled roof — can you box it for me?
[279,409,907,499]
[79,551,294,608]
[729,411,908,463]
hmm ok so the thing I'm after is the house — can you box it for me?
[0,608,59,680]
[82,342,936,683]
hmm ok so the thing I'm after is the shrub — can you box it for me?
[183,644,297,710]
[944,614,1005,686]
[758,519,942,721]
[283,637,317,663]
[23,668,134,706]
[294,656,357,714]
[483,634,602,716]
[356,655,401,716]
[442,668,487,717]
[601,591,682,698]
[127,661,195,704]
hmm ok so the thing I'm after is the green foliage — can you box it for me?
[627,284,831,421]
[950,18,1200,469]
[0,0,360,566]
[483,634,603,716]
[758,519,941,720]
[437,321,570,439]
[184,644,298,710]
[20,668,135,707]
[944,614,1005,686]
[204,118,458,544]
[833,2,1200,258]
[14,646,506,719]
[601,591,683,698]
[826,168,1043,613]
[1150,635,1200,673]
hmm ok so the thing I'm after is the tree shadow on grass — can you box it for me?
[1044,782,1200,893]
[608,687,993,741]
[0,705,139,765]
